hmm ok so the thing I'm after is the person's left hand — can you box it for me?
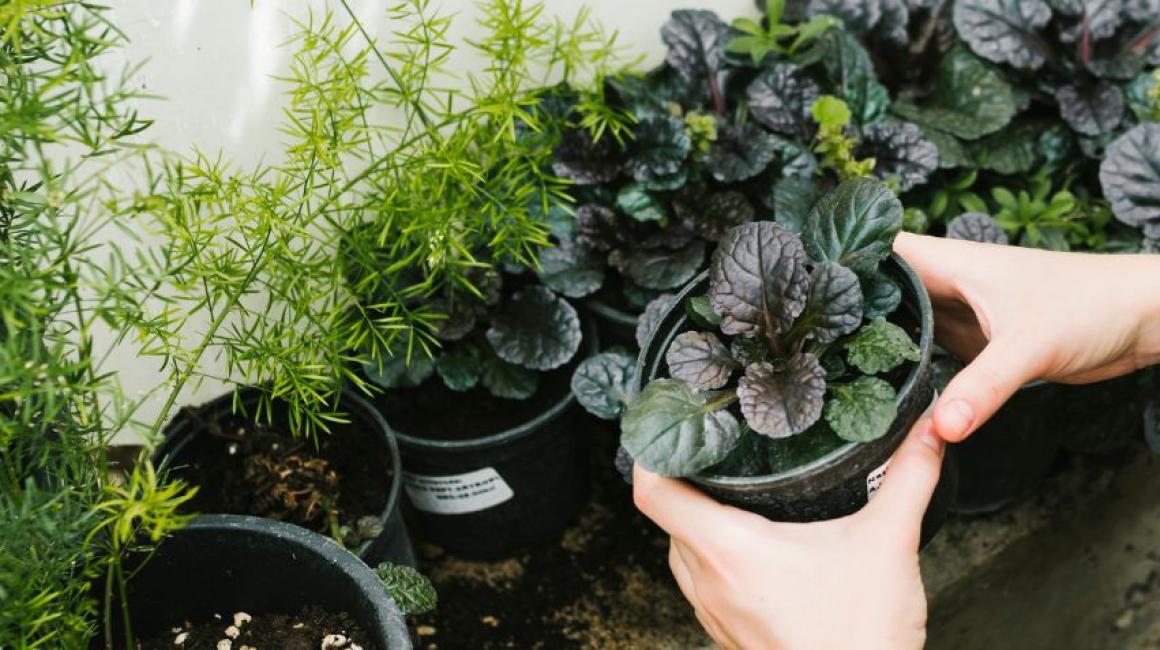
[632,417,945,650]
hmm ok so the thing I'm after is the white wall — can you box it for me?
[101,0,756,441]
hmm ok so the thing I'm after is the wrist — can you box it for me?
[1131,255,1160,369]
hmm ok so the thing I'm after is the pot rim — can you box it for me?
[152,514,409,647]
[391,315,600,452]
[635,253,934,489]
[152,387,405,560]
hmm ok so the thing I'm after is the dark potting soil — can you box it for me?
[137,606,375,650]
[373,362,575,442]
[409,425,708,649]
[169,411,391,539]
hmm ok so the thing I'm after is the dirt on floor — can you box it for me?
[409,427,709,650]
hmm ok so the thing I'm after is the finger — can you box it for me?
[669,540,703,610]
[864,417,943,540]
[893,233,964,299]
[934,336,1040,441]
[633,464,760,546]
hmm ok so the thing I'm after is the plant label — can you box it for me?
[866,459,891,501]
[403,467,514,515]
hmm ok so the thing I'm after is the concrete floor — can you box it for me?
[925,451,1160,650]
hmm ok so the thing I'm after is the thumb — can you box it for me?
[934,336,1038,442]
[863,417,944,540]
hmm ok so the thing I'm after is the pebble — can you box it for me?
[173,632,188,646]
[224,625,241,639]
[233,612,253,628]
[481,616,500,628]
[216,641,232,650]
[416,625,437,636]
[321,634,349,649]
[1115,609,1135,630]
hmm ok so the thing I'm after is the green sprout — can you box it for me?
[727,0,841,63]
[811,96,875,181]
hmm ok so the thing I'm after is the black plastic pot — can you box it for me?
[584,298,639,349]
[1049,368,1155,455]
[636,255,956,545]
[98,515,411,649]
[387,320,598,559]
[153,387,416,567]
[950,380,1062,515]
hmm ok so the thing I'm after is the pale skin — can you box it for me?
[634,233,1160,650]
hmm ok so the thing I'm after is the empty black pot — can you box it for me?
[98,515,410,649]
[636,255,956,545]
[154,387,416,567]
[382,319,598,559]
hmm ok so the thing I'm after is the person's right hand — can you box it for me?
[894,233,1160,443]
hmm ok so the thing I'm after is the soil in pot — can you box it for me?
[138,607,373,650]
[372,361,572,441]
[409,430,708,649]
[168,408,391,544]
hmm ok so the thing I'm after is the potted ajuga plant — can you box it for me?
[594,179,954,537]
[563,7,944,426]
[0,4,414,648]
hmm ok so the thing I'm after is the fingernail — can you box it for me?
[942,399,975,439]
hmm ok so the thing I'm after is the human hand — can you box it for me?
[633,417,944,650]
[894,233,1160,442]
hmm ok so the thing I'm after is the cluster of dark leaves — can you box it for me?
[583,179,922,478]
[545,10,940,333]
[344,228,584,400]
[876,0,1160,248]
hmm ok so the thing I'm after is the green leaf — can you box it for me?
[1100,123,1160,238]
[810,29,890,125]
[624,239,706,290]
[952,0,1052,70]
[891,48,1019,140]
[481,353,540,399]
[686,294,722,329]
[375,563,438,616]
[857,121,939,192]
[844,317,921,374]
[571,352,636,420]
[1055,81,1125,137]
[709,221,810,338]
[972,123,1040,174]
[860,271,902,319]
[707,122,780,182]
[737,354,827,438]
[537,242,605,298]
[487,286,582,370]
[625,115,693,182]
[617,183,668,223]
[801,177,903,274]
[363,347,434,389]
[770,176,824,234]
[636,293,678,348]
[825,376,898,442]
[666,331,738,390]
[811,94,852,129]
[435,343,482,392]
[797,263,863,344]
[947,212,1010,244]
[748,62,821,140]
[621,379,743,477]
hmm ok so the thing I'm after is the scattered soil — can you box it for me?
[137,606,374,650]
[168,406,391,541]
[374,361,575,442]
[409,424,709,649]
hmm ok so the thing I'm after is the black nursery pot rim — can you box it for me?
[584,298,640,329]
[636,253,934,489]
[392,316,599,453]
[154,387,405,560]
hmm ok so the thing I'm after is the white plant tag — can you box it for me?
[866,459,891,501]
[403,467,514,515]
